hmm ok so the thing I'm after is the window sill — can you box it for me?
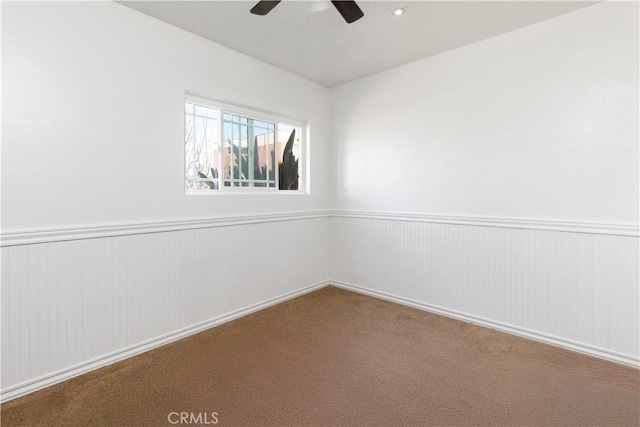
[185,190,310,196]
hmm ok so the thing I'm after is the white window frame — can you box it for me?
[185,94,307,195]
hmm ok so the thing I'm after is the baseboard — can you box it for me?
[0,280,331,403]
[3,279,636,403]
[330,280,640,368]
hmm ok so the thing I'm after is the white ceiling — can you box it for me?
[120,1,597,87]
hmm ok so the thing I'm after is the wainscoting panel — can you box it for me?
[1,216,330,400]
[330,214,639,365]
[3,211,638,401]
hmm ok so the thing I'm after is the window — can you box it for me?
[185,96,303,192]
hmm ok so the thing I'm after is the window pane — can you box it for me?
[222,113,276,188]
[185,110,196,189]
[187,101,303,192]
[194,104,216,118]
[185,102,219,190]
[254,120,270,130]
[277,123,301,190]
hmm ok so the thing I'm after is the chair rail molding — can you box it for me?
[331,210,640,237]
[2,210,637,247]
[0,211,333,246]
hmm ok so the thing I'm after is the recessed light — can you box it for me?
[393,7,406,16]
[309,0,332,13]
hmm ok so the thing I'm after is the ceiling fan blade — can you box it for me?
[250,1,281,16]
[331,1,364,24]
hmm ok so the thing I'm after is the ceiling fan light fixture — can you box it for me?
[309,0,332,13]
[393,7,406,16]
[251,0,363,23]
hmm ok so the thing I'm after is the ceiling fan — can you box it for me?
[250,1,364,24]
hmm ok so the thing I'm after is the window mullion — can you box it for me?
[235,122,241,187]
[275,123,279,190]
[217,108,222,190]
[299,124,304,191]
[248,119,254,187]
[191,111,197,190]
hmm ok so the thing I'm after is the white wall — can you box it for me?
[1,0,639,403]
[1,1,332,400]
[331,2,639,224]
[2,1,331,232]
[330,1,640,365]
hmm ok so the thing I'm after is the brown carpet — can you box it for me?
[2,286,639,426]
